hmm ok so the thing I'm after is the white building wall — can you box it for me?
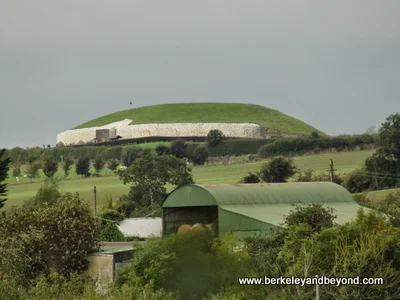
[57,119,269,145]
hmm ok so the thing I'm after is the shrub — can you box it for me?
[343,169,373,193]
[376,189,400,227]
[191,145,209,165]
[295,169,314,182]
[258,135,379,158]
[364,153,400,190]
[257,143,276,158]
[259,157,297,183]
[311,131,320,138]
[284,203,337,233]
[75,156,90,177]
[155,144,171,156]
[101,146,123,161]
[206,129,224,147]
[98,209,125,242]
[239,172,261,183]
[25,161,41,180]
[93,155,105,175]
[170,139,188,158]
[62,158,74,178]
[107,159,119,172]
[353,193,372,207]
[42,157,58,178]
[209,139,275,156]
[312,172,346,185]
[121,146,144,167]
[0,187,99,286]
[114,234,252,300]
[12,164,21,178]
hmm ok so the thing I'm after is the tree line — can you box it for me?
[4,130,379,168]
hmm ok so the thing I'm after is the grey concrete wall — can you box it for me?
[87,255,114,292]
[96,129,110,141]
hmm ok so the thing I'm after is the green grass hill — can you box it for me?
[74,103,325,136]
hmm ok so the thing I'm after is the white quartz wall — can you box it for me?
[57,119,269,145]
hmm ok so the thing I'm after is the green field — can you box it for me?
[73,103,325,136]
[4,150,374,210]
[365,188,400,204]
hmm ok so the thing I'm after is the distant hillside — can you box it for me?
[74,103,325,136]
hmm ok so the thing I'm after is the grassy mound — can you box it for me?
[74,102,325,136]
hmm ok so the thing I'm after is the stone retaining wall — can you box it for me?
[57,119,271,145]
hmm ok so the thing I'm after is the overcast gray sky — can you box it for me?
[1,1,399,149]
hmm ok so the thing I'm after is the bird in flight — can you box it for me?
[129,102,132,105]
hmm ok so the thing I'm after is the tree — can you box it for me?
[170,139,187,158]
[25,161,41,181]
[284,203,337,233]
[278,210,400,299]
[102,146,123,160]
[26,178,62,209]
[364,153,400,190]
[0,149,11,209]
[343,169,373,193]
[155,144,171,156]
[191,145,208,165]
[42,156,58,178]
[93,155,105,175]
[98,209,125,241]
[114,234,252,300]
[121,146,144,167]
[258,157,297,183]
[107,159,119,172]
[75,156,90,177]
[62,158,74,178]
[378,113,400,161]
[118,152,194,207]
[376,189,400,227]
[239,172,261,183]
[311,131,320,138]
[358,113,400,191]
[206,129,224,147]
[0,183,100,286]
[365,125,378,134]
[12,163,21,178]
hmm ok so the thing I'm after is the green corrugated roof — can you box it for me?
[162,182,355,208]
[219,203,370,227]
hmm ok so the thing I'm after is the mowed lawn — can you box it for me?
[4,150,375,210]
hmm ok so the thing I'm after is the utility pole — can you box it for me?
[93,186,97,217]
[327,159,337,182]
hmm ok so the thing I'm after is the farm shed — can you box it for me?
[87,242,138,292]
[162,182,369,240]
[117,217,162,238]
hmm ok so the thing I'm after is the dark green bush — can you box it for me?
[101,146,123,160]
[239,172,261,183]
[208,139,276,156]
[258,134,379,158]
[170,139,188,158]
[343,169,373,193]
[155,144,171,156]
[191,146,209,165]
[206,129,225,147]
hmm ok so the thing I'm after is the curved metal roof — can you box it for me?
[162,182,355,208]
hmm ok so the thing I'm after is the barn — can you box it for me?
[162,182,369,240]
